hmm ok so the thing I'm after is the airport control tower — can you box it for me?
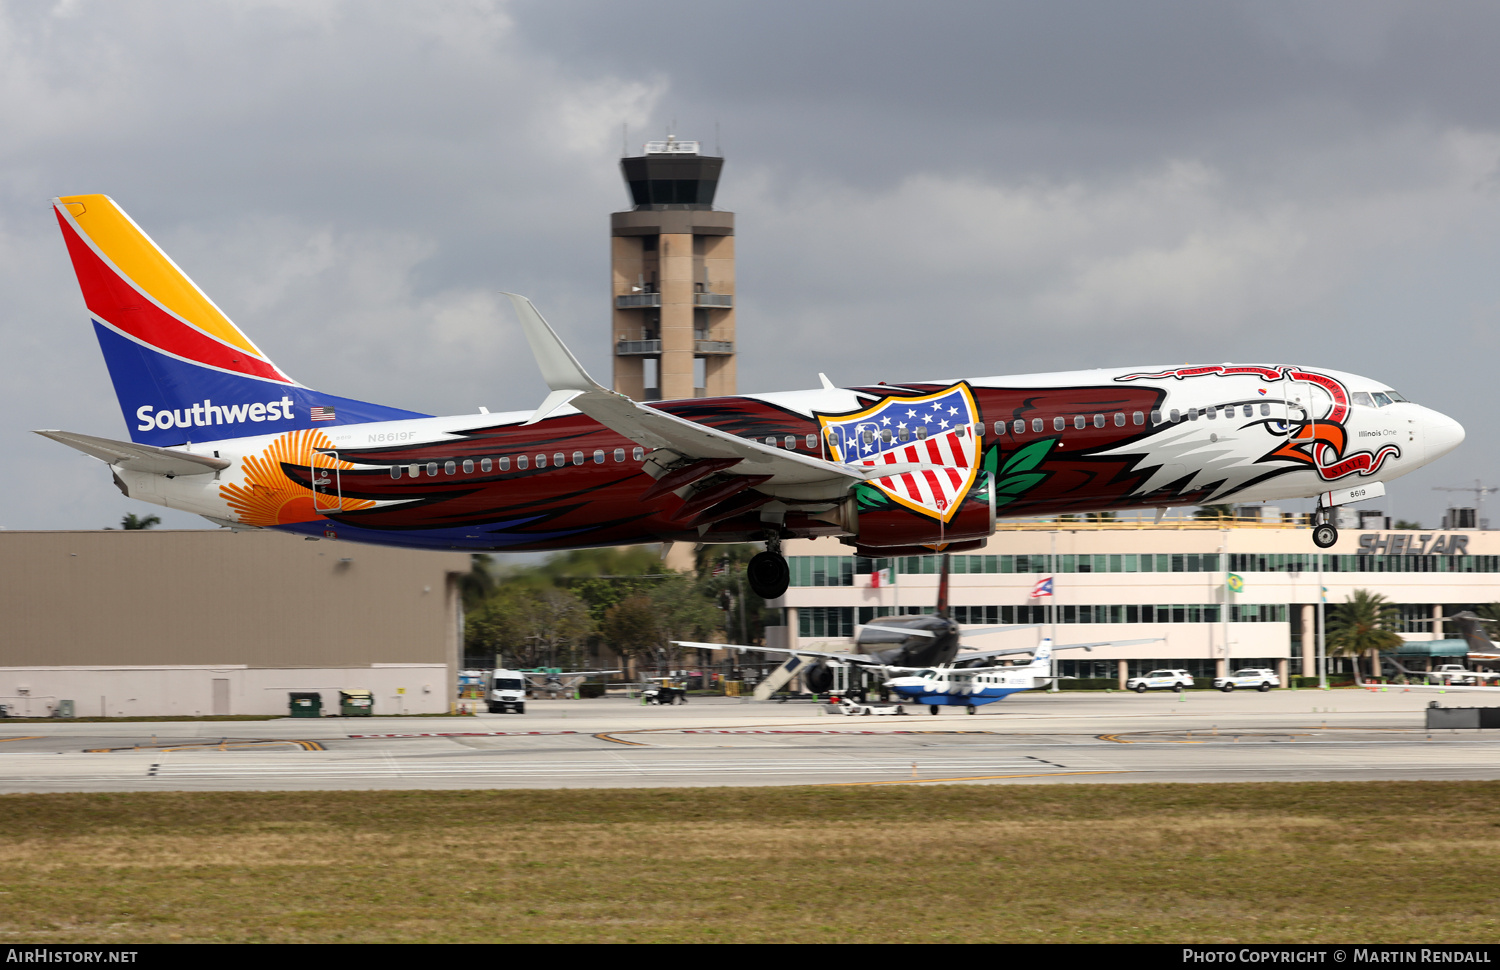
[610,136,735,401]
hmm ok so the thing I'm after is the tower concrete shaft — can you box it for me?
[611,137,735,401]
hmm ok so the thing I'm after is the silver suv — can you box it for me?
[1126,669,1193,693]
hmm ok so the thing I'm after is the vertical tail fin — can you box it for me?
[53,195,426,445]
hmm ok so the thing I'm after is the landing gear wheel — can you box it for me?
[928,705,940,716]
[966,705,977,715]
[747,551,790,599]
[1312,524,1338,549]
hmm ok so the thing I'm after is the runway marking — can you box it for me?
[594,733,650,746]
[822,770,1127,787]
[85,739,326,753]
[0,737,44,744]
[1099,733,1205,744]
[348,731,581,739]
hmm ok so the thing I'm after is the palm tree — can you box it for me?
[1326,589,1404,681]
[117,513,160,530]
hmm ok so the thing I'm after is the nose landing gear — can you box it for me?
[1312,505,1339,549]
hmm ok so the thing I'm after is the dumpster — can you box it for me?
[340,689,374,716]
[289,692,323,717]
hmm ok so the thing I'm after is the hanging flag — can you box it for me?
[1321,585,1328,604]
[1030,576,1054,598]
[1227,573,1245,594]
[712,557,729,578]
[870,567,893,588]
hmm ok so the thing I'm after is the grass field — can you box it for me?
[2,781,1498,943]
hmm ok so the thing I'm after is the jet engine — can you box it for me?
[818,483,995,553]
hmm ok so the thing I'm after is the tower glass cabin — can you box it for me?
[611,137,736,401]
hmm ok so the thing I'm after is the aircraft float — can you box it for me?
[39,195,1465,601]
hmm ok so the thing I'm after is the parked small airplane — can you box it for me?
[1367,611,1500,690]
[523,668,621,699]
[40,195,1466,601]
[884,638,1061,714]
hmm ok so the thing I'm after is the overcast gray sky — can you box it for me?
[4,0,1497,531]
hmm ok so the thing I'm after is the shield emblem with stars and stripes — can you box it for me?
[819,385,982,522]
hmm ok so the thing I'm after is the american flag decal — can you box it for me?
[309,406,335,422]
[819,384,982,523]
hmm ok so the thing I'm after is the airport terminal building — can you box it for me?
[771,520,1500,683]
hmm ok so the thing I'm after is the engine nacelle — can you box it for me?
[836,481,996,551]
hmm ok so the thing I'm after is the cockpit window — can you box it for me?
[1371,392,1393,408]
[1385,390,1407,403]
[1352,392,1375,407]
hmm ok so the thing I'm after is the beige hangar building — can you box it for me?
[0,530,468,718]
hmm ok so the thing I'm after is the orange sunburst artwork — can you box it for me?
[220,429,376,526]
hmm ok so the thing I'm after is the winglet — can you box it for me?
[503,292,605,394]
[503,293,608,426]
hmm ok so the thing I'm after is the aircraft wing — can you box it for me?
[1364,682,1500,693]
[506,294,944,489]
[673,640,882,666]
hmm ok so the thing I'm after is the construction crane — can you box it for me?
[1434,480,1499,529]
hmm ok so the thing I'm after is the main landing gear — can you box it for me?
[1312,505,1339,549]
[746,535,790,600]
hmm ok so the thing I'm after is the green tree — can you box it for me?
[465,583,594,669]
[1326,589,1405,680]
[113,513,160,530]
[1394,520,1423,530]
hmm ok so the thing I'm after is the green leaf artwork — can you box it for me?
[989,437,1056,509]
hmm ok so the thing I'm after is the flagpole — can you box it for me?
[1049,529,1058,692]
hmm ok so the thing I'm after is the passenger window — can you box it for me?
[536,454,546,468]
[614,448,625,462]
[1031,418,1043,433]
[1260,403,1270,416]
[1242,404,1252,417]
[499,457,511,471]
[994,421,1005,435]
[444,461,456,475]
[1170,409,1181,423]
[899,427,910,442]
[481,458,492,472]
[632,447,645,461]
[554,452,566,467]
[1205,408,1217,420]
[1053,416,1066,431]
[1114,413,1125,427]
[1189,410,1199,421]
[408,464,420,478]
[1074,415,1086,430]
[462,459,474,474]
[426,462,438,477]
[389,466,401,480]
[767,436,779,447]
[1150,409,1162,424]
[880,430,892,444]
[1132,411,1144,425]
[1013,419,1025,434]
[1093,414,1105,428]
[593,449,605,464]
[806,433,817,450]
[516,456,528,470]
[916,426,928,439]
[571,451,583,465]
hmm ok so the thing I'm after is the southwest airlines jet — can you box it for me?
[40,195,1465,600]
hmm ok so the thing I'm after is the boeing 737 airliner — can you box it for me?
[39,195,1465,600]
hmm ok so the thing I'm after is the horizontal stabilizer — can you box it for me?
[36,429,229,476]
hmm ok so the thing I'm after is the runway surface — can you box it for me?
[2,688,1496,792]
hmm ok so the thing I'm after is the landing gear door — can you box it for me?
[312,449,342,514]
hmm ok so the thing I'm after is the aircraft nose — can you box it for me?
[1426,410,1465,462]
